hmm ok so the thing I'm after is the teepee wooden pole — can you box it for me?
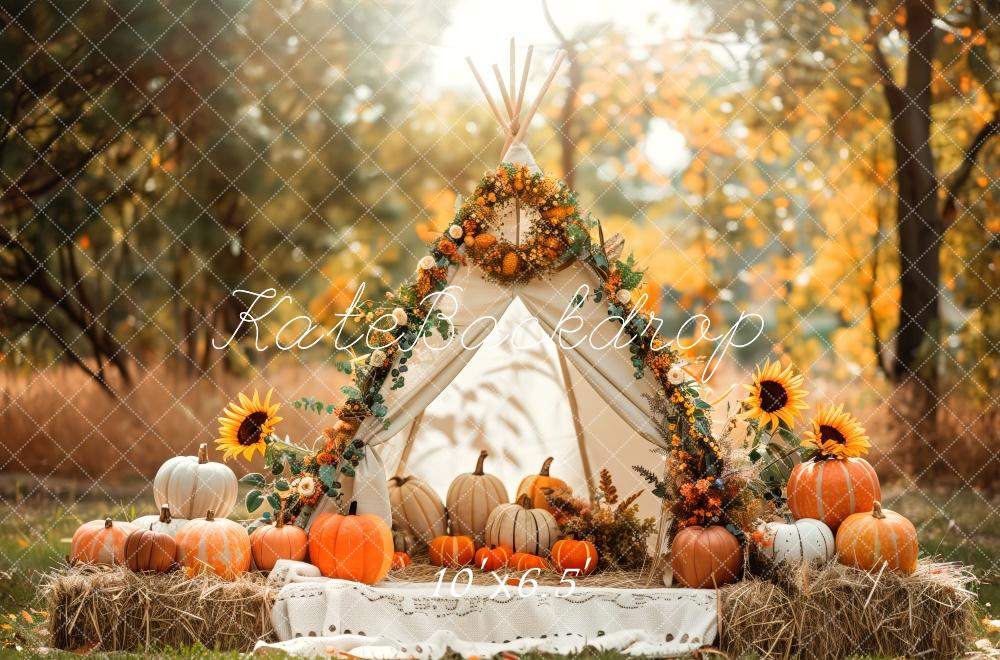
[514,49,566,142]
[492,64,515,121]
[556,349,597,504]
[393,409,425,477]
[466,57,509,133]
[515,45,533,118]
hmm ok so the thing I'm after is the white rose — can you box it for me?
[667,366,688,385]
[391,307,408,326]
[616,288,632,304]
[369,348,387,367]
[418,255,435,270]
[448,225,463,240]
[296,476,317,498]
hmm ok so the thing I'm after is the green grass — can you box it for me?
[0,485,996,657]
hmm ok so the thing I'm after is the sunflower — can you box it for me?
[743,360,808,430]
[217,389,282,461]
[802,403,870,459]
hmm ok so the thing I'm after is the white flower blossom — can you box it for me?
[667,365,688,385]
[369,348,387,367]
[447,225,463,240]
[296,476,317,498]
[391,307,408,326]
[418,255,435,270]
[616,288,632,304]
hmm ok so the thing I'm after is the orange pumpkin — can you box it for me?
[428,535,476,568]
[671,525,742,588]
[71,518,138,565]
[175,510,251,580]
[124,528,177,573]
[510,552,548,571]
[249,517,308,572]
[551,538,598,576]
[787,457,880,530]
[836,501,918,574]
[391,551,412,570]
[309,501,393,584]
[515,457,569,513]
[475,544,513,571]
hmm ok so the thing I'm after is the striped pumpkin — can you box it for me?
[309,502,394,584]
[510,552,548,571]
[787,457,880,530]
[446,450,508,546]
[428,535,475,567]
[551,538,598,575]
[71,518,138,565]
[175,510,251,580]
[757,518,835,566]
[836,501,918,574]
[483,495,560,556]
[387,475,446,547]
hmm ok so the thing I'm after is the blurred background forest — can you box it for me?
[0,0,997,495]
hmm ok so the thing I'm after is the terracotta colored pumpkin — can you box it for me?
[249,517,308,572]
[510,552,548,571]
[133,504,188,537]
[836,501,918,574]
[671,525,742,588]
[71,518,138,565]
[309,501,394,584]
[153,444,238,519]
[515,457,569,513]
[124,528,177,573]
[475,544,513,571]
[391,551,412,570]
[387,474,446,547]
[551,538,599,576]
[446,450,509,546]
[484,495,560,556]
[787,457,880,530]
[175,510,251,580]
[757,518,835,566]
[428,535,476,567]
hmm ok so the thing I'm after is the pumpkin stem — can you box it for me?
[159,505,171,524]
[206,510,215,521]
[198,443,208,464]
[474,450,488,476]
[539,456,554,476]
[348,501,358,515]
[516,494,534,509]
[871,501,885,519]
[276,499,285,528]
[104,518,113,529]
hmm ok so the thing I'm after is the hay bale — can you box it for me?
[44,565,275,652]
[720,559,977,659]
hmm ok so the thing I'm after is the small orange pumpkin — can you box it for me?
[175,510,251,580]
[249,515,308,572]
[551,538,598,576]
[71,518,138,565]
[428,535,475,567]
[836,501,918,574]
[475,544,513,571]
[309,501,393,584]
[510,552,548,571]
[124,528,176,573]
[391,551,412,570]
[787,457,880,530]
[515,457,569,513]
[671,525,742,588]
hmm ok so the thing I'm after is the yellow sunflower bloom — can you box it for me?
[743,359,808,430]
[216,389,282,461]
[802,403,870,459]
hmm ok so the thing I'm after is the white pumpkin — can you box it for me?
[446,450,508,546]
[758,518,835,566]
[484,495,560,556]
[305,445,393,532]
[153,443,237,519]
[133,504,189,537]
[386,474,446,547]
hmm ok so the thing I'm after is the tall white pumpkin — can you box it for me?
[153,444,237,519]
[305,444,393,532]
[446,450,508,546]
[387,474,447,547]
[132,504,189,537]
[484,495,560,556]
[758,518,835,566]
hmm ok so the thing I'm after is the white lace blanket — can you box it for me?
[256,578,718,658]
